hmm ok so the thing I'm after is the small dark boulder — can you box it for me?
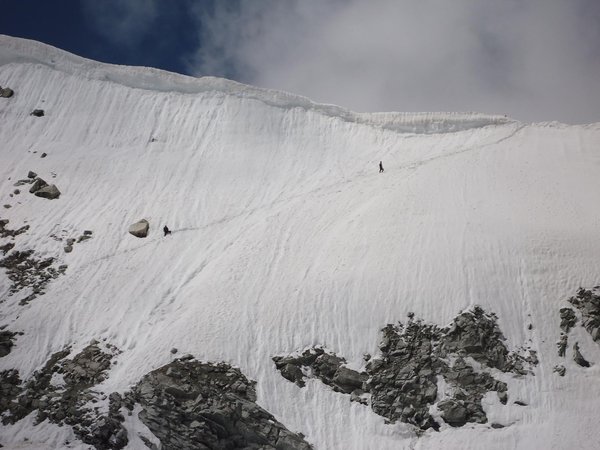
[27,171,37,179]
[573,342,590,367]
[30,109,44,117]
[0,87,14,98]
[34,184,61,200]
[29,178,48,194]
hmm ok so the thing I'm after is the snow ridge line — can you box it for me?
[0,34,513,135]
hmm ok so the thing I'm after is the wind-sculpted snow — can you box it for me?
[1,35,600,449]
[0,35,512,135]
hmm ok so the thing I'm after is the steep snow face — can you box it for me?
[0,35,600,449]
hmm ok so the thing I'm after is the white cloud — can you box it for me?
[188,0,600,124]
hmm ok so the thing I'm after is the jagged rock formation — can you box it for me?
[0,329,18,357]
[559,308,577,333]
[555,287,600,371]
[0,343,127,449]
[2,348,312,449]
[568,288,600,341]
[0,219,29,239]
[557,334,568,357]
[129,219,149,238]
[130,358,313,450]
[0,249,67,304]
[274,306,537,432]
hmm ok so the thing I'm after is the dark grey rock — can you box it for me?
[437,399,468,427]
[0,87,14,98]
[274,306,535,432]
[559,308,577,333]
[28,178,48,194]
[41,153,47,158]
[0,247,66,304]
[332,366,367,393]
[34,184,61,199]
[557,334,568,357]
[553,365,566,376]
[0,331,17,357]
[30,109,44,117]
[27,171,37,179]
[573,342,590,367]
[568,288,600,343]
[132,359,313,450]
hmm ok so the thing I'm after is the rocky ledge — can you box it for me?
[129,357,313,450]
[274,306,537,431]
[1,349,312,450]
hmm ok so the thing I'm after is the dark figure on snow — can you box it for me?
[163,225,171,236]
[379,161,384,173]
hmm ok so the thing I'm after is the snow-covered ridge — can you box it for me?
[0,34,513,134]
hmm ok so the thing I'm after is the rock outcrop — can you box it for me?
[30,109,44,117]
[568,288,600,341]
[0,249,67,304]
[0,330,18,357]
[129,358,313,450]
[0,343,127,449]
[34,184,61,199]
[274,306,537,432]
[129,219,149,238]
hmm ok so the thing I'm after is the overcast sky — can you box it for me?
[2,0,600,124]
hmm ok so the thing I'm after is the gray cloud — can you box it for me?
[188,0,600,124]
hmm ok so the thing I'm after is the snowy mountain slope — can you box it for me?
[0,35,600,449]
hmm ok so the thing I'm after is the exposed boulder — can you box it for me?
[30,109,44,117]
[0,87,14,98]
[568,288,600,342]
[557,334,568,357]
[0,330,18,357]
[573,342,590,367]
[28,177,48,193]
[27,171,37,179]
[559,308,577,333]
[553,365,566,376]
[129,219,149,238]
[131,358,313,450]
[34,184,61,199]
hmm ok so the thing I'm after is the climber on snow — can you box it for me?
[163,225,171,236]
[379,161,384,173]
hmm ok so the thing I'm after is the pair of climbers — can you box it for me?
[163,225,171,237]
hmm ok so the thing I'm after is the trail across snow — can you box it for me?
[1,36,600,449]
